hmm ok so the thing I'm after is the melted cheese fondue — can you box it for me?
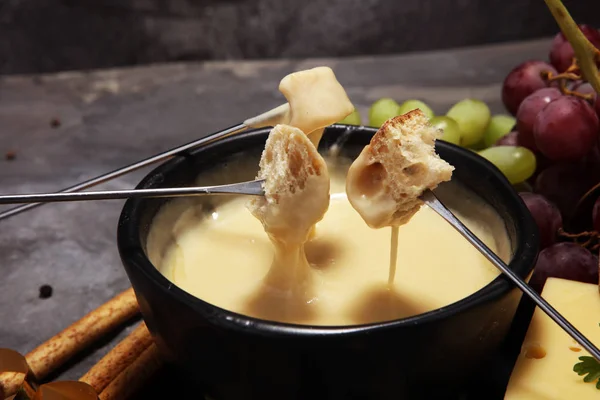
[147,66,508,326]
[148,158,509,326]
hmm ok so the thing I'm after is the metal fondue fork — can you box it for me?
[0,180,265,205]
[0,104,289,219]
[421,189,600,362]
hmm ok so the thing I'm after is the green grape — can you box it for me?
[397,100,435,119]
[483,115,517,148]
[338,108,362,125]
[368,98,401,127]
[429,116,461,145]
[478,146,536,184]
[446,99,491,147]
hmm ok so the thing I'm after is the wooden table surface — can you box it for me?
[0,38,550,398]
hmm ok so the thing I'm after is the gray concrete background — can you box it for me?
[0,39,548,396]
[1,0,599,75]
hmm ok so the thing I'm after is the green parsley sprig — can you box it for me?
[573,356,600,389]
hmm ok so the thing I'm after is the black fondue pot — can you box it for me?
[117,125,538,400]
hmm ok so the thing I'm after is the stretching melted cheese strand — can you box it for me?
[389,226,400,284]
[278,66,354,148]
[246,124,330,306]
[346,110,454,284]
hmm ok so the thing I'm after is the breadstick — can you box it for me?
[80,322,153,393]
[0,288,139,398]
[98,343,162,400]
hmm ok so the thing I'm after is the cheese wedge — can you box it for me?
[504,277,600,399]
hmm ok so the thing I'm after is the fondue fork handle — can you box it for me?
[0,103,291,221]
[0,123,245,219]
[421,189,600,362]
[0,180,265,205]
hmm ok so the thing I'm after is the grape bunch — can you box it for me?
[338,24,600,292]
[501,25,600,291]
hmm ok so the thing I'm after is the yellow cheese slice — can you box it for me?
[504,277,600,399]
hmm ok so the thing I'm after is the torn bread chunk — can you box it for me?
[247,124,330,246]
[279,67,354,146]
[346,110,454,229]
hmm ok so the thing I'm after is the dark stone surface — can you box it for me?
[0,39,548,397]
[1,0,599,74]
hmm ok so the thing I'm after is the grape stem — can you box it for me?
[559,228,600,251]
[546,71,581,82]
[544,0,600,94]
[544,71,595,100]
[563,86,594,101]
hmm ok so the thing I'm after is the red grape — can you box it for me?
[494,130,519,146]
[533,96,599,161]
[519,193,562,250]
[574,82,600,117]
[567,80,585,90]
[501,61,557,115]
[549,25,600,72]
[574,81,595,94]
[528,155,551,186]
[530,242,598,292]
[586,144,600,168]
[533,152,552,175]
[493,130,539,154]
[551,29,568,50]
[516,88,563,152]
[593,197,600,232]
[534,162,600,221]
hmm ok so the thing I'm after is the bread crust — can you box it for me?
[247,124,330,244]
[346,109,454,228]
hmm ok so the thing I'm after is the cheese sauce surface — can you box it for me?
[148,158,509,326]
